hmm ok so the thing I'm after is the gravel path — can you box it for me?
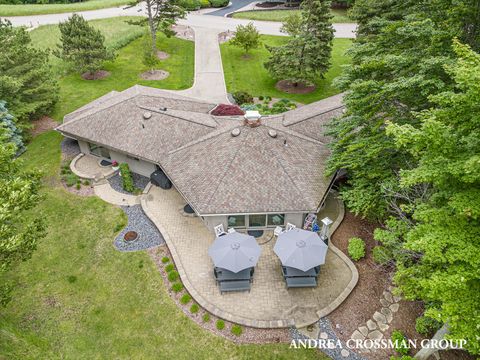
[108,173,150,195]
[290,318,368,360]
[114,205,165,252]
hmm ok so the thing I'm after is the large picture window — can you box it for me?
[249,214,266,228]
[89,143,110,159]
[267,214,285,227]
[228,215,246,228]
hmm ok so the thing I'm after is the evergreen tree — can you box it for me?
[326,0,480,219]
[383,40,480,355]
[264,0,334,86]
[0,101,24,155]
[0,127,45,306]
[55,14,114,78]
[127,0,186,54]
[0,19,58,123]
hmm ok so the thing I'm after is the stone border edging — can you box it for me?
[70,153,91,179]
[141,188,357,329]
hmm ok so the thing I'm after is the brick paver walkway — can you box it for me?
[141,185,355,328]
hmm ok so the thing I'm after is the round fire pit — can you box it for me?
[183,204,195,214]
[124,231,139,242]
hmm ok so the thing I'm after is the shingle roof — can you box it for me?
[56,86,344,215]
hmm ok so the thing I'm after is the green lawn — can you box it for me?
[232,9,351,23]
[0,0,128,16]
[30,17,194,121]
[0,131,329,359]
[221,35,352,104]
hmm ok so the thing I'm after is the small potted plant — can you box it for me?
[112,160,119,171]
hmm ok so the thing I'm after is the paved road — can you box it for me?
[2,4,357,37]
[207,0,257,17]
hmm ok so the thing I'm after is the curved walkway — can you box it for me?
[2,4,357,38]
[141,185,357,328]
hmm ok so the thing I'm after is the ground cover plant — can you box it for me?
[221,35,352,104]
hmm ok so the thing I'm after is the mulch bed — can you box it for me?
[157,51,170,60]
[139,70,170,81]
[149,246,291,344]
[81,70,110,80]
[30,116,57,137]
[275,80,316,94]
[61,181,94,197]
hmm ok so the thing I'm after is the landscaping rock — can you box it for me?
[383,291,394,303]
[368,330,384,340]
[319,332,328,339]
[341,349,350,357]
[393,295,402,303]
[358,326,369,337]
[380,298,390,307]
[377,322,389,332]
[389,303,400,313]
[373,311,387,324]
[381,307,393,323]
[351,330,365,341]
[366,320,377,330]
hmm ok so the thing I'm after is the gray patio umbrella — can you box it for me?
[208,232,261,273]
[274,228,328,271]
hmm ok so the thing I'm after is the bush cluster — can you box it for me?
[231,324,242,336]
[119,163,134,193]
[60,162,82,187]
[171,282,183,293]
[348,237,366,261]
[179,0,227,10]
[232,91,254,105]
[391,330,409,356]
[372,246,392,265]
[241,97,297,115]
[415,316,442,336]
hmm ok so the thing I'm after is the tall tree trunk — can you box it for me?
[146,0,157,53]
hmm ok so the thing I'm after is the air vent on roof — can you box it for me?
[268,129,277,138]
[159,107,167,111]
[231,128,241,137]
[143,111,152,119]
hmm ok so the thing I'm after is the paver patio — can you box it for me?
[71,153,115,180]
[142,185,356,328]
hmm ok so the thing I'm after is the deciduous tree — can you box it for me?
[231,22,261,55]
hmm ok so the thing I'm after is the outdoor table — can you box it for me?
[214,267,253,282]
[282,266,317,278]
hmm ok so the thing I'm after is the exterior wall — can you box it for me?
[285,213,305,228]
[202,215,228,234]
[109,150,156,177]
[78,140,90,154]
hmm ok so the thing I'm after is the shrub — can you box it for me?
[168,270,179,282]
[210,0,228,6]
[372,246,392,265]
[180,0,200,10]
[75,183,81,190]
[64,173,78,187]
[211,104,245,116]
[202,313,210,322]
[119,163,134,193]
[258,95,264,100]
[171,282,183,293]
[165,264,175,272]
[231,22,261,54]
[216,319,225,330]
[190,304,199,313]
[390,356,415,360]
[66,275,77,283]
[161,256,170,264]
[180,294,191,305]
[415,316,442,336]
[391,330,409,355]
[232,91,253,105]
[231,324,243,336]
[348,237,366,261]
[199,0,210,7]
[265,95,272,101]
[83,180,90,186]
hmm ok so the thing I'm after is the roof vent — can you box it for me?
[143,111,152,119]
[231,128,241,137]
[159,107,167,111]
[244,110,261,128]
[268,129,277,138]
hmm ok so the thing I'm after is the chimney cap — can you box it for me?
[244,110,261,121]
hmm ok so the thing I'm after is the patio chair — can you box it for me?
[214,224,226,237]
[227,228,236,234]
[286,223,296,231]
[274,226,284,237]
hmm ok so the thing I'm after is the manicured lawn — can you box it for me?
[232,9,351,23]
[221,35,352,104]
[0,131,328,359]
[0,0,128,16]
[30,17,194,121]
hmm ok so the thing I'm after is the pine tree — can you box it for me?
[55,14,114,78]
[127,0,186,54]
[264,0,334,86]
[0,19,58,123]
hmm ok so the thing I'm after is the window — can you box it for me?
[88,143,110,159]
[267,214,285,227]
[249,214,266,228]
[228,215,246,228]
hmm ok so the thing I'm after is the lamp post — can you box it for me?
[319,217,333,245]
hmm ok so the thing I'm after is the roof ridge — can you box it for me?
[137,105,217,128]
[283,104,345,127]
[263,119,326,145]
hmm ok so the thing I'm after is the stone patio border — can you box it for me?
[141,187,357,328]
[70,153,116,180]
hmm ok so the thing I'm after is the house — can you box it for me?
[56,85,344,233]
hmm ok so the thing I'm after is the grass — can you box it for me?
[29,17,195,121]
[221,35,352,104]
[232,8,351,23]
[0,0,129,16]
[0,130,328,359]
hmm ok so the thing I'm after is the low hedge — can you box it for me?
[119,163,134,193]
